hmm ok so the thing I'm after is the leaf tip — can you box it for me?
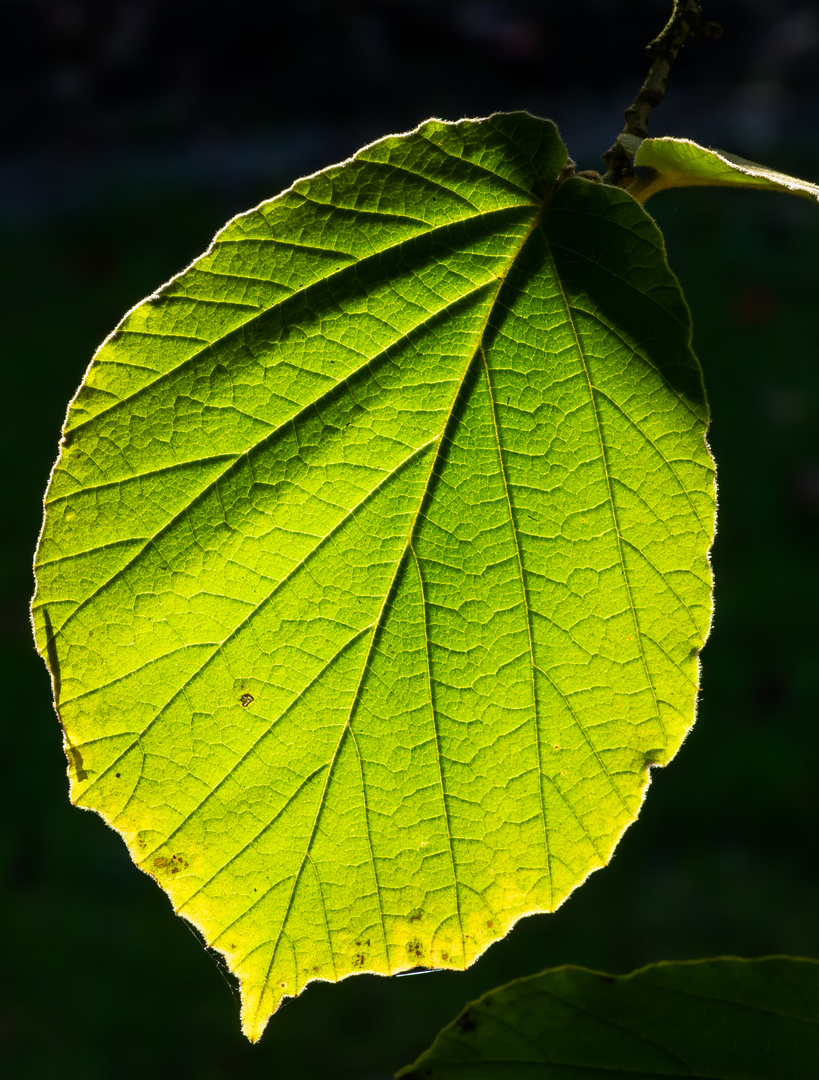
[240,986,279,1045]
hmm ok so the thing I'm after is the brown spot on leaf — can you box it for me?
[154,856,169,869]
[409,910,423,923]
[352,954,365,968]
[486,920,494,929]
[240,693,254,707]
[441,952,449,962]
[406,938,423,961]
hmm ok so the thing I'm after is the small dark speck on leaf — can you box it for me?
[240,693,254,707]
[409,910,422,923]
[457,1010,478,1034]
[115,773,120,778]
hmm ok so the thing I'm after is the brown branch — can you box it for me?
[601,0,722,187]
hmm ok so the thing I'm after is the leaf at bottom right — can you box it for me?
[398,957,819,1079]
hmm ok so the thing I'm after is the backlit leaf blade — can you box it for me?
[626,133,819,203]
[398,957,819,1079]
[31,113,715,1041]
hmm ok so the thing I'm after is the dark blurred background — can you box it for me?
[2,1,818,1077]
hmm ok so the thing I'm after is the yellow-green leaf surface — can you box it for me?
[32,113,714,1040]
[626,134,819,204]
[399,957,819,1079]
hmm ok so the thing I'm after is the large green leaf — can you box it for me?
[32,112,714,1040]
[398,957,819,1078]
[623,133,819,204]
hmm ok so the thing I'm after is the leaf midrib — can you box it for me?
[184,200,554,1024]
